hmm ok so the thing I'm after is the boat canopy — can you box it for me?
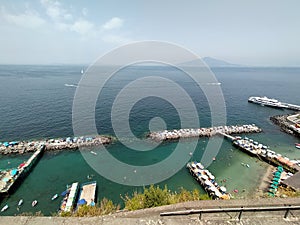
[77,199,87,205]
[11,169,18,176]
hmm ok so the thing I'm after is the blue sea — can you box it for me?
[0,65,299,215]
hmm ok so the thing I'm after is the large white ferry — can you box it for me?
[248,96,289,109]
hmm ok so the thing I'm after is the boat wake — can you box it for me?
[64,84,78,87]
[205,82,221,85]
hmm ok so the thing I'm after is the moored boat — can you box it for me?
[51,194,58,201]
[295,143,300,149]
[1,204,8,212]
[18,199,23,206]
[32,200,38,207]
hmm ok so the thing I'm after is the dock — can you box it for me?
[0,144,45,196]
[186,162,230,200]
[283,103,300,111]
[60,182,79,212]
[148,124,261,141]
[77,181,97,207]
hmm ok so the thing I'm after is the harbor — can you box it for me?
[0,135,112,155]
[186,161,230,200]
[0,144,45,196]
[148,124,262,141]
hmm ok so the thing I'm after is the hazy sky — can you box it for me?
[0,0,299,66]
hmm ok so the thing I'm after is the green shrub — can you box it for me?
[124,185,210,211]
[143,185,170,208]
[73,198,119,217]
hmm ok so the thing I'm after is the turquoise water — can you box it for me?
[0,65,299,215]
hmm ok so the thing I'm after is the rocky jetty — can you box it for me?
[0,135,112,155]
[148,124,262,141]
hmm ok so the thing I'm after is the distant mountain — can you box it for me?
[182,57,242,67]
[202,57,241,67]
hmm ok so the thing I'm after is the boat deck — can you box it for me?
[78,181,97,206]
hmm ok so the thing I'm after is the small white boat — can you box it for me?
[51,194,58,201]
[81,69,84,74]
[295,143,300,149]
[18,199,23,206]
[32,200,38,207]
[246,164,250,168]
[1,204,8,212]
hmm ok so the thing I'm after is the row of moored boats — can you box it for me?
[0,181,97,213]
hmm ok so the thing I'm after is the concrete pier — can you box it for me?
[0,145,45,196]
[148,124,262,141]
[187,161,230,200]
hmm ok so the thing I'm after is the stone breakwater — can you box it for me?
[148,124,262,141]
[270,113,300,137]
[0,136,112,155]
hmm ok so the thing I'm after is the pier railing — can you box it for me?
[160,205,300,221]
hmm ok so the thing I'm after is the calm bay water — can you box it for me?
[0,65,299,215]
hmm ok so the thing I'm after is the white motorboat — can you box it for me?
[18,199,23,206]
[51,194,58,201]
[1,204,8,212]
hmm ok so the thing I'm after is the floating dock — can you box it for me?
[148,124,261,141]
[186,161,230,200]
[0,144,45,196]
[0,135,112,155]
[77,181,97,207]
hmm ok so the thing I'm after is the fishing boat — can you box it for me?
[295,143,300,149]
[32,200,38,207]
[1,204,8,212]
[51,194,58,201]
[18,199,23,206]
[77,181,97,208]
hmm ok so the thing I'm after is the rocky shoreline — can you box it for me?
[270,113,300,137]
[0,135,112,155]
